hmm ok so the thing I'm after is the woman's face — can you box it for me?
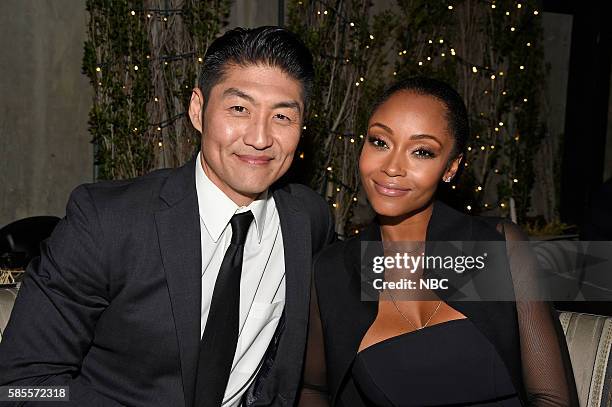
[359,91,461,218]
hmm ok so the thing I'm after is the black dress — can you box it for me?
[303,201,579,406]
[351,319,521,406]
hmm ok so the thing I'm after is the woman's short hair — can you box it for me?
[372,77,469,159]
[198,26,314,111]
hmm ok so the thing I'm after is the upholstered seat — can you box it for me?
[0,290,609,406]
[560,312,612,406]
[0,287,18,342]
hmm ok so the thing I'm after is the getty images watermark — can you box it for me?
[360,240,612,302]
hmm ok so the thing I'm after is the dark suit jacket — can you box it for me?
[312,201,578,406]
[0,155,335,407]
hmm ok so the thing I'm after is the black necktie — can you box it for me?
[195,211,254,407]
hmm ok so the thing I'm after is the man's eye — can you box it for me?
[274,113,290,121]
[367,136,388,149]
[230,106,247,113]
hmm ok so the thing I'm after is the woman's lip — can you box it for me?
[373,181,410,196]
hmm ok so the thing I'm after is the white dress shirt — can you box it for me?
[195,152,286,406]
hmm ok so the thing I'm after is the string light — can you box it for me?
[491,4,496,9]
[327,166,332,171]
[472,66,478,73]
[533,10,539,15]
[130,10,136,15]
[466,205,472,211]
[448,5,453,10]
[299,152,305,159]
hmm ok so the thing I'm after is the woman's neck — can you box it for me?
[378,203,434,241]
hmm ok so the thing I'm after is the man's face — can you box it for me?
[189,64,304,206]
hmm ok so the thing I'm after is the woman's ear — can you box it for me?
[188,88,205,133]
[442,154,463,183]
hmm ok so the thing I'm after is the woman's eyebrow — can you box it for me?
[369,122,393,134]
[410,134,442,147]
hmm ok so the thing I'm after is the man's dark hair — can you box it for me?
[198,26,314,113]
[371,77,469,159]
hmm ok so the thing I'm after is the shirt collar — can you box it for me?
[195,152,267,243]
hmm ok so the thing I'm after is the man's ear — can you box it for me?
[443,154,463,182]
[189,88,205,133]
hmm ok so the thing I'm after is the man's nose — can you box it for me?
[243,116,273,150]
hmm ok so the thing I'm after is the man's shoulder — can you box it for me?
[69,167,175,214]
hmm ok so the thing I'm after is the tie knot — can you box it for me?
[230,211,253,245]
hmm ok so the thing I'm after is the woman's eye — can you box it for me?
[413,148,436,158]
[367,136,388,149]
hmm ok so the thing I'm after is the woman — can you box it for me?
[300,77,578,406]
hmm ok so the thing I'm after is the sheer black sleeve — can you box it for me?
[499,221,579,406]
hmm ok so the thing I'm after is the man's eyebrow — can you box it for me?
[222,88,256,104]
[272,100,302,114]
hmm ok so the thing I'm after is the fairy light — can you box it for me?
[448,5,454,10]
[491,4,496,9]
[533,10,539,15]
[466,205,472,211]
[332,203,338,208]
[349,22,355,27]
[510,27,516,32]
[513,178,518,183]
[418,61,423,66]
[369,34,374,40]
[472,66,478,73]
[517,3,522,8]
[130,10,136,15]
[327,166,332,171]
[96,67,101,72]
[519,65,525,70]
[134,65,139,71]
[490,74,496,79]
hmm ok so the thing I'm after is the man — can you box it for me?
[0,26,335,406]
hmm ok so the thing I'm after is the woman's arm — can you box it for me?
[500,221,579,406]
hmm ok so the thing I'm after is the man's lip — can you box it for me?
[235,154,273,164]
[373,181,410,196]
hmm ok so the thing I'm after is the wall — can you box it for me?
[0,0,92,226]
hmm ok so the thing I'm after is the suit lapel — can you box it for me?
[155,156,202,407]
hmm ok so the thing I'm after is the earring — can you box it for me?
[443,176,452,183]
